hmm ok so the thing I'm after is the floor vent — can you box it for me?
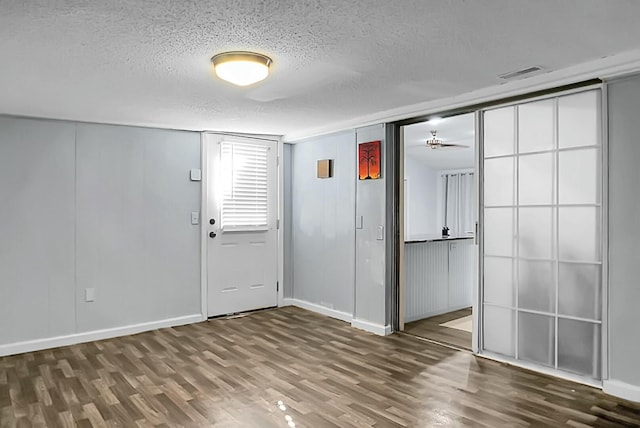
[498,66,545,80]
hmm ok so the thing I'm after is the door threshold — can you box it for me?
[400,331,473,353]
[207,305,278,321]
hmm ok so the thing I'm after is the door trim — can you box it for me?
[472,110,482,353]
[393,114,478,340]
[277,137,285,307]
[600,82,609,382]
[200,131,283,319]
[200,132,208,320]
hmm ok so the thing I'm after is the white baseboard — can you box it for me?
[282,298,352,323]
[351,318,392,336]
[282,298,391,336]
[0,314,203,357]
[604,379,640,403]
[479,351,602,388]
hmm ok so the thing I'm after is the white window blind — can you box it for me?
[220,141,270,231]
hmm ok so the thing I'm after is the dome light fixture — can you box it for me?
[210,51,272,86]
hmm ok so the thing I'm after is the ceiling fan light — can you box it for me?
[211,51,272,86]
[426,130,443,148]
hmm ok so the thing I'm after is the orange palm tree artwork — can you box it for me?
[358,140,381,180]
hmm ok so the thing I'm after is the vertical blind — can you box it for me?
[442,172,474,236]
[220,141,270,230]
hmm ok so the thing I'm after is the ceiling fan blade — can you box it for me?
[440,143,468,147]
[426,142,469,150]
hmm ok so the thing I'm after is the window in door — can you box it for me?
[220,140,270,231]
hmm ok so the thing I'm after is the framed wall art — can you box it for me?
[358,140,381,180]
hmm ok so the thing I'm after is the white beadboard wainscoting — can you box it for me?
[404,238,474,322]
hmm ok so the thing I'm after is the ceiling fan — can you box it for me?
[426,130,468,149]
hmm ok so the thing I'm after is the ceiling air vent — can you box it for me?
[498,66,545,81]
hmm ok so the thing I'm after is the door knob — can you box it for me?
[209,231,217,238]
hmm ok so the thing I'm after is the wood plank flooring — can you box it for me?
[1,306,640,427]
[405,308,473,350]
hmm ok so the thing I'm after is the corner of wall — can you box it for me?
[283,298,391,336]
[354,124,388,327]
[283,298,352,323]
[603,379,640,403]
[350,318,392,336]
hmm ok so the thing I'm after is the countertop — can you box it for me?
[405,234,474,244]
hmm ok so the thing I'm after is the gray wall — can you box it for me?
[75,124,201,332]
[355,124,387,325]
[404,157,439,238]
[0,117,201,349]
[0,118,76,344]
[290,130,356,314]
[608,75,640,389]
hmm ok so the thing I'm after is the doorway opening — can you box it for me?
[391,83,605,385]
[400,113,476,350]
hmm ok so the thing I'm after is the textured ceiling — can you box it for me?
[404,113,475,170]
[2,1,640,138]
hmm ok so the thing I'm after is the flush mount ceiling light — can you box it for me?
[210,51,272,86]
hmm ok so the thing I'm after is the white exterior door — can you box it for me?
[205,134,278,317]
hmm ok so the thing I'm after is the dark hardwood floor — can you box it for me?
[405,307,473,350]
[1,306,639,427]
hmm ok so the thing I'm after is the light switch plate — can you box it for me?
[377,225,384,240]
[191,211,200,225]
[356,216,363,229]
[190,169,202,181]
[85,288,95,302]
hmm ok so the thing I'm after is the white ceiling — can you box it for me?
[404,113,475,170]
[2,1,640,138]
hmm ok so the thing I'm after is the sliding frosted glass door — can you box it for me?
[481,89,602,380]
